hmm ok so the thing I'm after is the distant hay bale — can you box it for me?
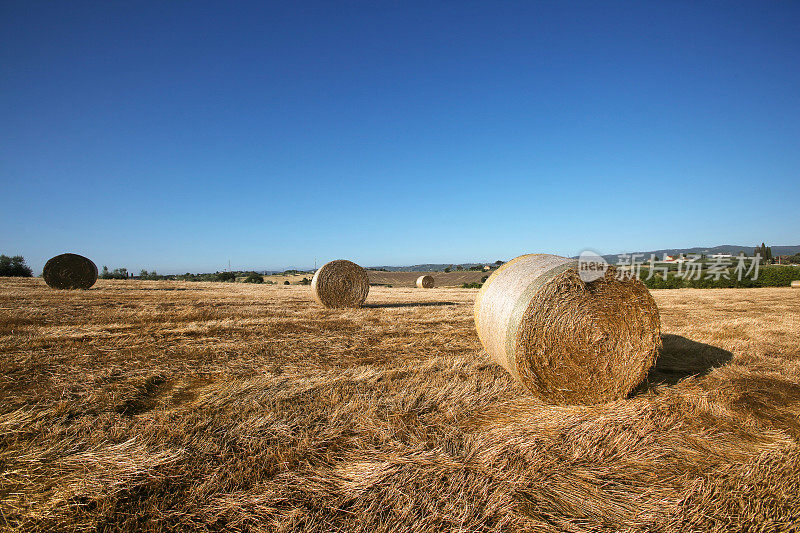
[311,260,369,308]
[416,275,435,288]
[42,253,98,290]
[791,280,800,288]
[474,253,661,405]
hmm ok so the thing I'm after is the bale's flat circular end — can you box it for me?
[43,253,98,290]
[416,275,435,288]
[311,260,369,308]
[474,253,661,405]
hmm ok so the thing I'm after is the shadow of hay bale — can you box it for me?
[646,334,733,386]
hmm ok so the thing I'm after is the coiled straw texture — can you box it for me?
[43,253,98,290]
[312,260,370,308]
[474,254,661,404]
[416,275,435,288]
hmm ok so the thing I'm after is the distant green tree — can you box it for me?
[244,272,264,283]
[756,243,766,261]
[0,255,33,277]
[100,266,128,279]
[754,243,774,263]
[216,272,236,282]
[284,280,290,285]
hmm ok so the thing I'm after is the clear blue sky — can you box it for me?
[2,1,798,274]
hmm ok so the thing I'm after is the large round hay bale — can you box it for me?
[474,253,661,404]
[416,275,434,288]
[43,253,98,290]
[311,260,369,308]
[791,280,800,288]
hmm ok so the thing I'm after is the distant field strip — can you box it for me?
[367,270,488,286]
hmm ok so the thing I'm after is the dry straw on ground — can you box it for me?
[311,259,369,308]
[474,253,661,404]
[416,275,434,288]
[41,253,98,290]
[1,279,799,531]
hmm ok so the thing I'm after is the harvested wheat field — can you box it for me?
[1,278,800,532]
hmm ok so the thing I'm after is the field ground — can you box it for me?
[1,278,799,531]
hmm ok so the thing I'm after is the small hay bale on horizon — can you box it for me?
[474,253,661,405]
[416,275,434,288]
[791,280,800,288]
[42,253,98,290]
[311,259,369,308]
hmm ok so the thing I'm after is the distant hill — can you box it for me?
[592,245,800,263]
[272,246,800,275]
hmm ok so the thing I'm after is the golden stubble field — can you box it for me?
[1,278,799,532]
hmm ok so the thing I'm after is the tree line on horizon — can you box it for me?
[0,255,33,277]
[2,248,798,280]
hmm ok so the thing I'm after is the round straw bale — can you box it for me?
[416,275,435,288]
[791,280,800,288]
[474,253,661,404]
[42,253,98,290]
[311,260,369,308]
